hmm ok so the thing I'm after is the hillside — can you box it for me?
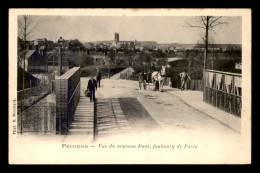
[110,67,135,79]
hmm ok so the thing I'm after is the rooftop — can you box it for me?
[18,50,37,59]
[25,50,36,59]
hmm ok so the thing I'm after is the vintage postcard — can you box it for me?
[8,8,251,164]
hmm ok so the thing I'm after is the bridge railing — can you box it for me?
[17,103,56,135]
[203,69,242,117]
[17,72,55,106]
[17,73,56,135]
[186,79,203,91]
[55,67,80,134]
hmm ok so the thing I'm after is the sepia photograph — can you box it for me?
[8,8,251,164]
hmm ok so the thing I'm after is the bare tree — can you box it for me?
[18,15,38,90]
[18,15,38,42]
[187,16,226,69]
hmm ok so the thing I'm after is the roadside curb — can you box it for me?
[166,90,241,133]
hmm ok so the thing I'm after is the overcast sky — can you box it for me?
[26,16,242,44]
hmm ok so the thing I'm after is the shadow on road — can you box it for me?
[162,88,180,92]
[94,97,160,140]
[118,97,160,129]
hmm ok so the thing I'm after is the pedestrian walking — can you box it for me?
[179,70,191,90]
[87,74,97,102]
[96,67,102,88]
[139,71,146,90]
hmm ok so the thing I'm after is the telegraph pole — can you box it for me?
[59,46,62,76]
[108,58,111,79]
[203,16,209,102]
[57,37,64,134]
[58,37,64,76]
[204,16,209,69]
[78,46,81,68]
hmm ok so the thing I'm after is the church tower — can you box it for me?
[115,33,119,42]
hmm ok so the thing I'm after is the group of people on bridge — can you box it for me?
[139,63,191,91]
[86,64,191,101]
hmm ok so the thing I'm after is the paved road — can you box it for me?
[93,78,240,142]
[60,77,241,152]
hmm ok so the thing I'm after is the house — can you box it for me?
[17,66,38,90]
[45,51,70,73]
[29,38,54,53]
[18,50,47,73]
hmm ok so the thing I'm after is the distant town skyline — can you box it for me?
[26,16,242,45]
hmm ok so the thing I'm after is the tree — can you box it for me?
[108,50,116,64]
[18,15,38,90]
[187,16,226,69]
[18,15,38,44]
[138,52,146,65]
[123,48,135,66]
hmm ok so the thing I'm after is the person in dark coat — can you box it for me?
[151,63,156,72]
[179,69,191,90]
[87,74,97,102]
[138,71,146,90]
[96,67,102,88]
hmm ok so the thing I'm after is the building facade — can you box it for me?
[18,50,47,73]
[112,33,137,50]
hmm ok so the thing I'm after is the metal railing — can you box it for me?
[17,73,56,135]
[186,79,203,91]
[17,73,55,102]
[55,67,81,134]
[93,98,97,139]
[17,103,56,135]
[203,69,242,117]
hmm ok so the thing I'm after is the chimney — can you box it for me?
[34,40,39,52]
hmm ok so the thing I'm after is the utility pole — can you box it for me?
[58,37,64,76]
[53,54,55,70]
[23,17,27,90]
[204,16,209,69]
[23,52,25,90]
[108,58,111,79]
[21,16,27,136]
[78,46,81,68]
[59,47,62,76]
[57,37,64,134]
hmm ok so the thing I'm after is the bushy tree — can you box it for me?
[108,50,116,64]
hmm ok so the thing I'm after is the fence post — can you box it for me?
[20,102,23,135]
[203,70,206,102]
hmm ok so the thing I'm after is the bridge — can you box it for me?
[17,67,242,137]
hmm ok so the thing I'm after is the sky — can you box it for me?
[25,16,242,44]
